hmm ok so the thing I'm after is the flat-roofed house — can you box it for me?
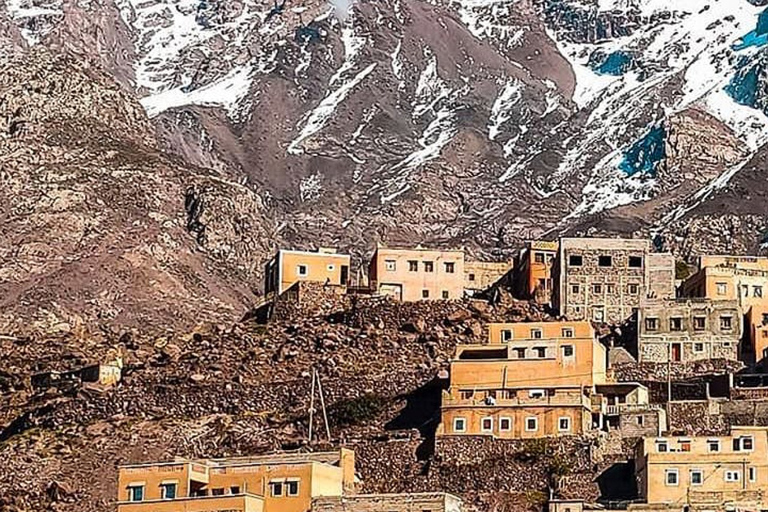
[264,248,350,296]
[368,246,465,301]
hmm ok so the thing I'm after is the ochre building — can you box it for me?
[117,450,355,512]
[368,246,465,301]
[264,248,351,296]
[634,427,768,511]
[439,321,608,438]
[515,240,558,303]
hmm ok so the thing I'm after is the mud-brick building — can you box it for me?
[439,321,608,439]
[515,240,559,303]
[553,238,675,324]
[117,449,355,512]
[312,493,463,512]
[633,426,768,512]
[368,245,465,301]
[264,248,351,296]
[636,299,742,363]
[464,260,513,295]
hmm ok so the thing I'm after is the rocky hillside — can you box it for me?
[4,0,768,331]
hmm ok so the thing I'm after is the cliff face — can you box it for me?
[0,51,275,335]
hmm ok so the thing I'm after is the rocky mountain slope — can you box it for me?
[4,0,768,330]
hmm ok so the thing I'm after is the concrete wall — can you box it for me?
[464,260,513,293]
[265,250,350,295]
[440,403,592,438]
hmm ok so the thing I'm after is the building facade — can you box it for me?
[264,249,351,296]
[553,238,675,324]
[117,450,355,512]
[439,321,607,439]
[746,305,768,369]
[637,299,742,363]
[312,493,463,512]
[635,427,768,510]
[368,246,465,301]
[464,260,513,295]
[515,240,558,303]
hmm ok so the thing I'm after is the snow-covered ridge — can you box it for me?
[6,0,63,45]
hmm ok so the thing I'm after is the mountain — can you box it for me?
[3,0,768,331]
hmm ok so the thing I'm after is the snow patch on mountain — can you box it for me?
[6,0,63,45]
[488,79,523,141]
[288,63,377,155]
[140,64,255,120]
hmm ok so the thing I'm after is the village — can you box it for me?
[29,237,768,512]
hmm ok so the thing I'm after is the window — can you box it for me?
[646,318,659,332]
[593,283,603,294]
[694,316,706,330]
[756,286,764,298]
[656,440,668,452]
[717,282,728,295]
[629,256,643,268]
[529,389,545,399]
[442,291,449,299]
[680,440,691,452]
[665,469,679,486]
[734,436,754,451]
[534,347,546,358]
[599,255,612,267]
[385,260,396,272]
[286,480,300,496]
[212,488,225,496]
[408,260,418,272]
[571,284,580,294]
[708,439,720,452]
[423,261,434,272]
[743,285,750,297]
[468,273,476,281]
[500,417,511,431]
[670,318,683,331]
[637,416,644,426]
[453,418,466,432]
[460,390,474,400]
[231,486,241,494]
[606,284,615,294]
[569,255,583,266]
[481,417,493,432]
[762,313,768,325]
[690,470,703,486]
[270,481,284,497]
[535,252,545,263]
[558,417,571,432]
[513,347,526,359]
[422,290,430,299]
[444,262,455,273]
[750,467,757,482]
[629,283,639,294]
[327,264,335,271]
[562,328,574,338]
[128,485,144,502]
[161,483,177,500]
[720,316,733,330]
[562,345,574,357]
[694,343,704,353]
[525,417,538,431]
[531,329,543,339]
[297,264,308,276]
[725,471,741,482]
[501,329,513,342]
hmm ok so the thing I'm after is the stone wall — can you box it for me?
[618,408,664,438]
[312,493,463,512]
[637,299,742,363]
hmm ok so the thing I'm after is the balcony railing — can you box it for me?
[442,391,590,408]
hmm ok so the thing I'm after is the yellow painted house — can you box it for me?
[439,321,607,439]
[264,248,351,296]
[634,427,768,510]
[117,450,355,512]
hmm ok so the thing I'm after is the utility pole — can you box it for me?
[308,368,316,444]
[307,368,331,444]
